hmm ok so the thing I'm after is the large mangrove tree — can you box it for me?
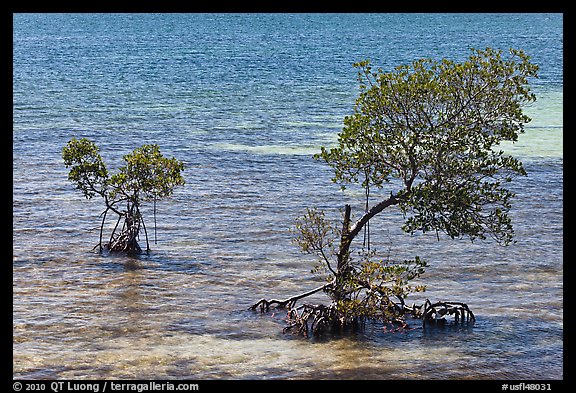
[250,48,539,336]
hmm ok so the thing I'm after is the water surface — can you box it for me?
[13,13,563,379]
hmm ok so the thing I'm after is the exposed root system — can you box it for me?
[412,299,476,325]
[250,286,475,337]
[249,282,332,313]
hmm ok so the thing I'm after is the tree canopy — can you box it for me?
[63,138,185,254]
[318,47,538,246]
[252,48,538,336]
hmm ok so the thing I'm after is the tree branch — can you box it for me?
[249,281,334,312]
[348,193,402,241]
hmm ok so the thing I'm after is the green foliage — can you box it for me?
[291,207,338,276]
[288,48,538,332]
[322,251,429,326]
[293,206,429,325]
[62,138,185,253]
[317,48,537,246]
[108,144,185,203]
[62,138,108,199]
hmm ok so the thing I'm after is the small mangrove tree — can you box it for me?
[63,138,185,254]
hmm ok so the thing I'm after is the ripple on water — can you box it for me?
[13,13,563,379]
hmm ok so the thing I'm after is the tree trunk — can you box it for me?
[337,204,352,274]
[331,204,353,302]
[106,203,142,254]
[336,195,400,273]
[331,195,401,302]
